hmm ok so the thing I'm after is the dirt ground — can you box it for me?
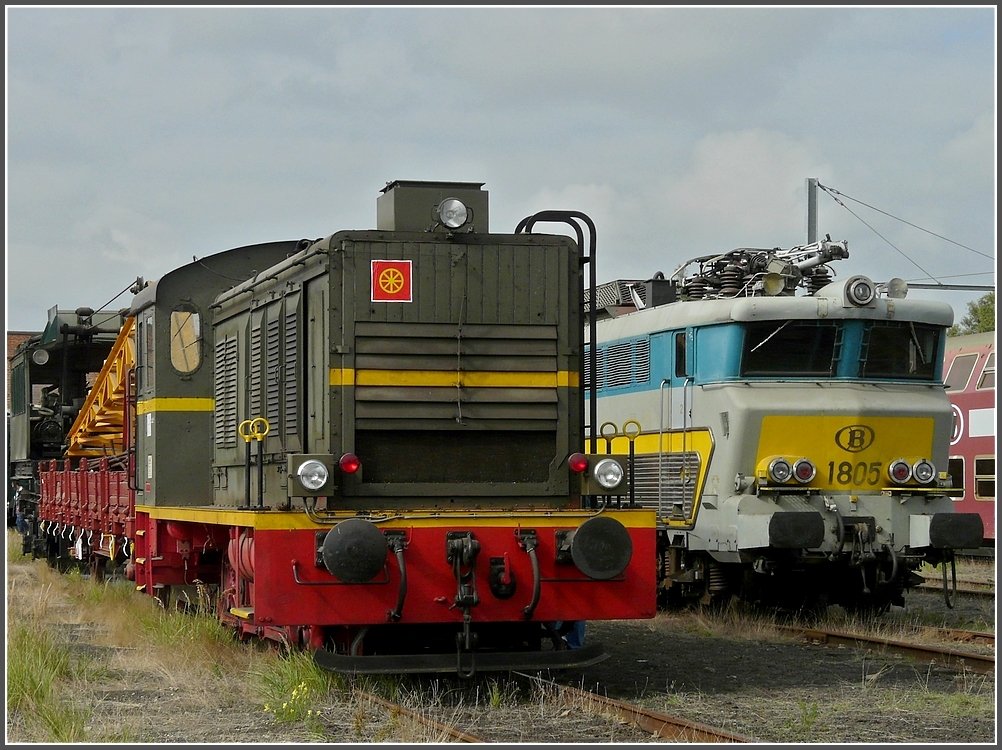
[5,552,996,745]
[579,604,996,744]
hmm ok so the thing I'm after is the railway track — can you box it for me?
[917,574,994,598]
[522,673,756,743]
[778,624,995,675]
[915,581,994,600]
[355,674,756,743]
[358,690,485,743]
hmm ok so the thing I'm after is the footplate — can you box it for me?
[313,641,610,675]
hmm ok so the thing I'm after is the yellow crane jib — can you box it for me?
[65,316,136,457]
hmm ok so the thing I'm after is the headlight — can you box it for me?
[912,459,936,484]
[593,458,625,489]
[768,457,793,484]
[297,459,330,491]
[845,275,876,306]
[888,459,912,484]
[436,198,470,229]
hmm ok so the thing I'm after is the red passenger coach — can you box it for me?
[944,331,996,546]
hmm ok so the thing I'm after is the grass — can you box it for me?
[5,533,316,742]
[5,600,98,741]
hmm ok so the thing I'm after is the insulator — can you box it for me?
[806,266,833,294]
[719,263,743,296]
[685,276,707,299]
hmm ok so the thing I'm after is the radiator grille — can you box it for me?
[629,451,700,519]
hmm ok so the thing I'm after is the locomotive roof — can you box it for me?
[944,330,995,350]
[588,284,955,342]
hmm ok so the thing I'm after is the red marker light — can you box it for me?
[888,460,911,484]
[793,459,816,483]
[339,453,361,474]
[567,452,589,474]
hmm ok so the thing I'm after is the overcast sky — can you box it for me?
[5,5,996,332]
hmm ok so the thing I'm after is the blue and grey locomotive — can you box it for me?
[587,239,984,614]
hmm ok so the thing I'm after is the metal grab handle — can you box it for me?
[237,418,270,509]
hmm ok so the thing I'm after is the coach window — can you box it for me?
[945,353,977,391]
[947,457,964,497]
[976,352,994,389]
[170,307,202,374]
[974,456,995,500]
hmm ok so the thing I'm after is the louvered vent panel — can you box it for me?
[265,317,281,425]
[634,339,650,382]
[583,345,606,389]
[213,336,238,448]
[284,308,298,435]
[604,342,634,387]
[249,323,262,417]
[353,322,559,428]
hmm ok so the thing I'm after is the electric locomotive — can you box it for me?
[586,239,985,613]
[19,180,658,676]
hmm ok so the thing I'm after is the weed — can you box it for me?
[254,648,337,730]
[796,700,819,732]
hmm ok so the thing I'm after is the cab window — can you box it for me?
[170,308,202,374]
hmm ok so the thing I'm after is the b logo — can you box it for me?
[835,424,875,453]
[371,260,412,302]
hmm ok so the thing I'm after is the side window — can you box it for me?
[976,352,994,389]
[136,318,145,392]
[944,353,977,391]
[141,312,155,393]
[674,332,687,378]
[170,307,202,374]
[974,456,995,500]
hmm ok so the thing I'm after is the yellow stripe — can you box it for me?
[137,504,654,530]
[330,368,578,388]
[136,398,214,414]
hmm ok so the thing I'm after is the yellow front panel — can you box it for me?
[758,415,935,490]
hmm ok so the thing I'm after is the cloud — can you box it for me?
[5,6,995,330]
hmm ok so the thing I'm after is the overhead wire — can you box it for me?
[817,183,993,260]
[815,182,994,290]
[816,183,942,283]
